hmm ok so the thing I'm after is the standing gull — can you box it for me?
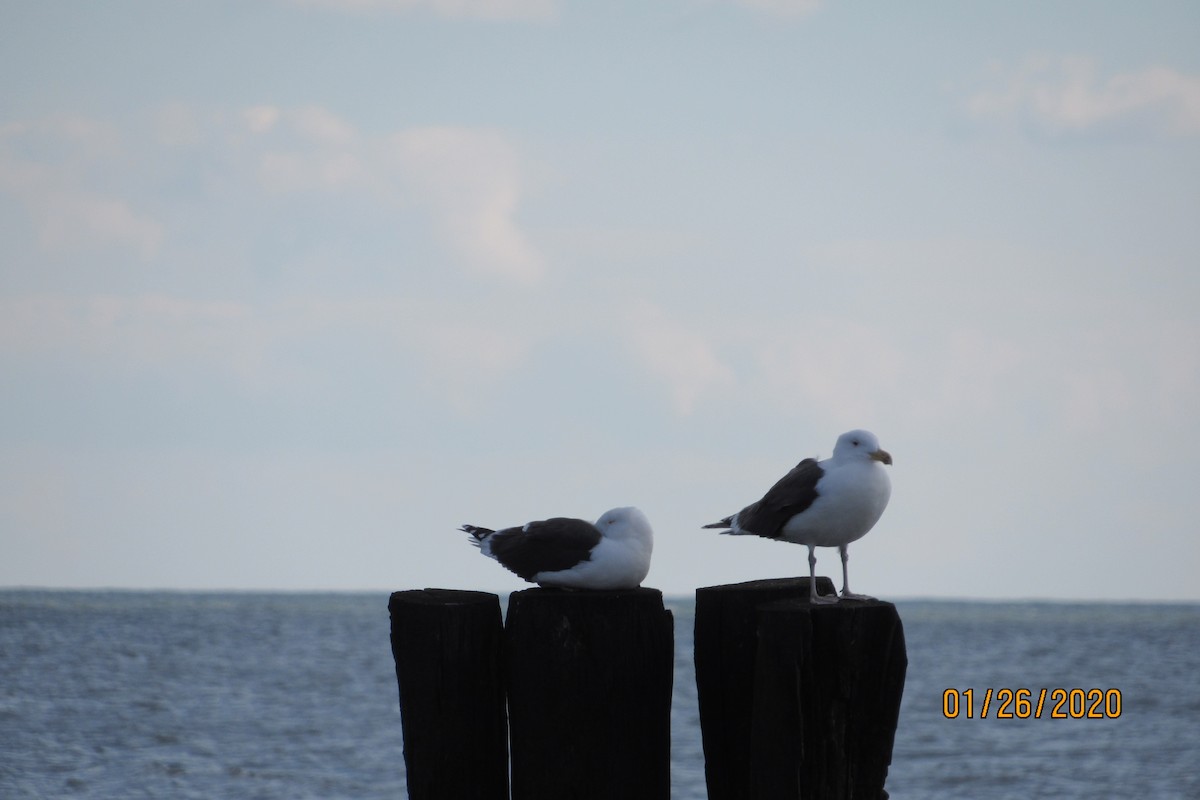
[460,506,653,590]
[703,429,892,603]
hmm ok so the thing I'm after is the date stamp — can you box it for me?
[942,688,1122,719]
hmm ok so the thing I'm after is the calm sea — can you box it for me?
[1,590,1197,799]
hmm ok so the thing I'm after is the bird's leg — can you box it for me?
[838,544,874,601]
[809,544,837,604]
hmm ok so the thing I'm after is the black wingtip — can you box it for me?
[459,524,493,541]
[701,517,733,530]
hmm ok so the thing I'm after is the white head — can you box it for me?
[832,429,893,465]
[594,506,654,544]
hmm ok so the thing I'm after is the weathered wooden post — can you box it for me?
[389,589,509,800]
[504,587,674,800]
[695,577,906,800]
[695,577,837,800]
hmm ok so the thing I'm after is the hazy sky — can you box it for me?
[2,1,1198,600]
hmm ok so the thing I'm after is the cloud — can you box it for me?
[278,296,536,408]
[0,292,538,410]
[245,105,370,192]
[290,0,818,21]
[965,56,1200,137]
[414,319,532,412]
[30,185,163,260]
[240,108,543,280]
[288,106,358,146]
[724,236,1200,441]
[385,126,545,282]
[749,318,908,425]
[284,0,557,21]
[1048,317,1200,440]
[725,0,821,17]
[243,105,282,136]
[3,106,544,281]
[621,300,735,415]
[0,117,164,259]
[0,294,268,383]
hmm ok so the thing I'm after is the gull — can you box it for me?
[703,429,892,603]
[460,506,653,590]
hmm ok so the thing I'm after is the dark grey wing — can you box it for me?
[487,517,603,581]
[732,458,823,539]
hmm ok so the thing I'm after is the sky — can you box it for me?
[2,0,1198,600]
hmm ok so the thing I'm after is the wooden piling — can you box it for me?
[504,587,674,800]
[388,589,508,800]
[694,578,906,800]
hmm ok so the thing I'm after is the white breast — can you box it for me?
[533,534,652,590]
[779,461,891,547]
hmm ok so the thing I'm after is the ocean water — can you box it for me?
[2,591,1198,799]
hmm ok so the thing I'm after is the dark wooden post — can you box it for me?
[389,589,508,800]
[694,577,837,800]
[504,587,674,800]
[750,598,906,799]
[694,578,906,800]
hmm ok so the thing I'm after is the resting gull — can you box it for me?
[460,506,653,590]
[703,429,892,603]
